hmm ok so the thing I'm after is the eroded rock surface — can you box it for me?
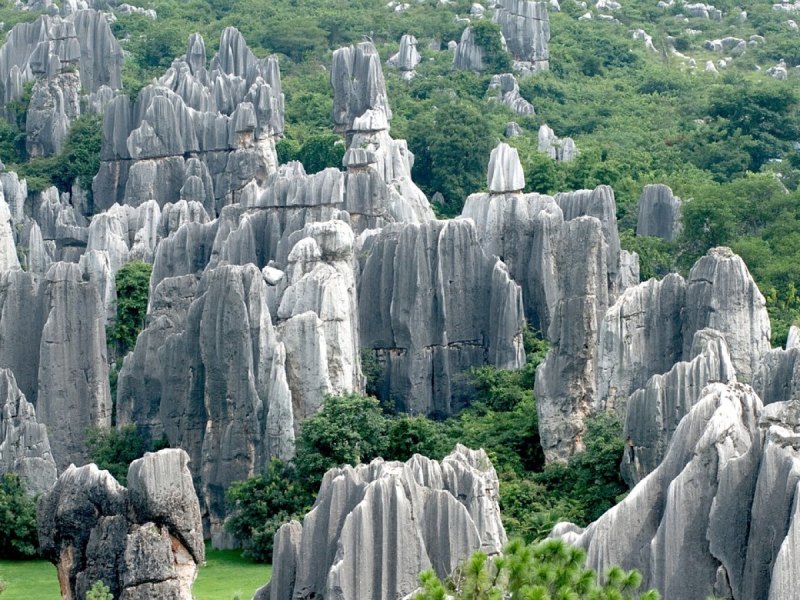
[554,383,800,600]
[0,367,57,495]
[38,449,204,600]
[263,445,506,600]
[358,219,525,416]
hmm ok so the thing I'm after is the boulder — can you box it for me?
[38,449,204,600]
[388,34,421,79]
[487,142,525,193]
[487,73,535,115]
[636,184,681,241]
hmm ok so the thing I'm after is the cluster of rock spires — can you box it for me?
[93,28,284,215]
[259,445,506,600]
[454,0,550,74]
[553,382,800,600]
[0,9,122,157]
[38,448,204,599]
[1,6,799,599]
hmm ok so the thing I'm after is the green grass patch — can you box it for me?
[0,559,59,600]
[192,545,272,600]
[0,546,271,600]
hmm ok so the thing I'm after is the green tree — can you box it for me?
[407,96,495,215]
[225,459,313,562]
[414,538,660,600]
[294,392,389,490]
[109,261,153,355]
[0,473,38,559]
[471,20,511,73]
[294,133,345,173]
[86,424,150,486]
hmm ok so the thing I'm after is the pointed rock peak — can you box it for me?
[786,325,800,350]
[487,143,525,193]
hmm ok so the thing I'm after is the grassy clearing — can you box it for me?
[0,546,271,600]
[193,546,272,600]
[0,559,59,600]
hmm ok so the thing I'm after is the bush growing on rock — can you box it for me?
[108,261,153,355]
[413,538,660,600]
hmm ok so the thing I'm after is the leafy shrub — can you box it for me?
[86,581,113,600]
[0,473,39,559]
[294,392,390,490]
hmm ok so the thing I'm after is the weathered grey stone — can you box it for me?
[535,216,608,461]
[0,172,28,225]
[555,185,620,297]
[25,72,80,157]
[388,34,421,79]
[538,124,577,161]
[555,383,763,598]
[358,219,525,416]
[636,184,682,241]
[269,445,506,600]
[0,367,57,495]
[488,73,534,115]
[38,449,204,600]
[487,142,525,193]
[461,190,562,333]
[492,0,550,71]
[453,27,485,72]
[93,29,284,214]
[78,249,116,323]
[127,449,204,562]
[0,262,109,470]
[331,41,391,133]
[622,329,737,485]
[596,273,687,410]
[254,520,301,600]
[787,325,800,350]
[36,262,111,469]
[505,121,523,137]
[0,193,20,272]
[683,246,771,383]
[753,344,800,406]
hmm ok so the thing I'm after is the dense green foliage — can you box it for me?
[4,114,102,194]
[0,475,38,560]
[471,20,511,73]
[86,424,169,486]
[108,261,153,355]
[414,538,659,600]
[225,460,313,562]
[228,331,626,558]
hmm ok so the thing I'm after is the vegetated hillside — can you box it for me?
[3,0,800,341]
